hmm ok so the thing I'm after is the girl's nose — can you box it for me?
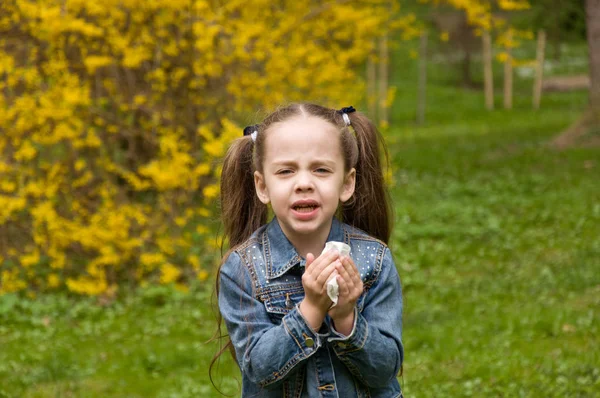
[294,172,314,192]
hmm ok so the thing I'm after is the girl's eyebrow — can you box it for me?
[270,160,297,167]
[312,159,337,168]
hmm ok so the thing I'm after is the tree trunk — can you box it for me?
[553,0,600,148]
[587,0,600,109]
[459,11,475,88]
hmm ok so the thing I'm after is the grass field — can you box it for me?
[1,40,599,396]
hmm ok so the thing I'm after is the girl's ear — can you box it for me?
[254,171,270,204]
[340,168,356,203]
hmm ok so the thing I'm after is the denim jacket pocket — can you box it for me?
[261,283,305,322]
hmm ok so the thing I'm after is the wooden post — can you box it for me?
[533,30,546,110]
[378,33,389,127]
[417,32,428,125]
[367,45,377,120]
[483,30,494,110]
[503,30,513,110]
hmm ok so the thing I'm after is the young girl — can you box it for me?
[216,103,404,397]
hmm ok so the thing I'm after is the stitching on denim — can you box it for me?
[313,356,325,398]
[352,377,362,397]
[269,254,302,279]
[259,351,305,387]
[337,354,368,385]
[294,365,305,398]
[261,286,304,315]
[283,380,290,398]
[354,379,372,398]
[346,231,386,246]
[367,245,385,289]
[235,239,260,294]
[337,318,369,354]
[256,282,304,296]
[343,228,351,246]
[283,316,306,355]
[262,228,272,280]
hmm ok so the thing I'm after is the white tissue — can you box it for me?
[327,277,339,307]
[322,242,351,308]
[323,241,351,257]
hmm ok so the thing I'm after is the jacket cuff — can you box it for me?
[328,308,368,354]
[282,304,327,356]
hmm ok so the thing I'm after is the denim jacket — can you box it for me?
[218,217,404,398]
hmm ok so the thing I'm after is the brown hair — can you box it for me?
[210,103,393,387]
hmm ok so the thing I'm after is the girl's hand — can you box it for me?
[299,250,340,330]
[328,255,364,335]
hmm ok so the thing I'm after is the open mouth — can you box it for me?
[292,200,319,214]
[293,204,318,213]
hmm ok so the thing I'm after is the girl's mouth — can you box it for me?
[291,201,320,218]
[293,204,318,213]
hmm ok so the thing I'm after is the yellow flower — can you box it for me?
[196,225,209,235]
[66,276,108,296]
[202,184,219,200]
[47,274,60,288]
[197,270,209,282]
[84,56,113,73]
[159,263,181,284]
[14,140,37,161]
[498,0,530,11]
[20,250,40,268]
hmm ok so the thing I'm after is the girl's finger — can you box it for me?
[335,261,354,290]
[342,256,361,282]
[307,250,339,277]
[335,273,350,296]
[315,260,340,289]
[305,253,315,271]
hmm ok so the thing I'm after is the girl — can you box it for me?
[216,103,403,397]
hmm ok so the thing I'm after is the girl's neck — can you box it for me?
[288,229,330,260]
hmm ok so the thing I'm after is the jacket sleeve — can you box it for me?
[328,247,404,387]
[218,251,326,387]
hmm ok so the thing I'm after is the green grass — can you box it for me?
[388,107,599,396]
[1,41,599,396]
[0,287,241,397]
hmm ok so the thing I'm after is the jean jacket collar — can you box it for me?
[263,217,346,280]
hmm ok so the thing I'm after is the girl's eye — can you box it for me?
[277,169,293,175]
[315,168,330,174]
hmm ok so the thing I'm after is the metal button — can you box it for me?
[305,337,314,347]
[285,293,294,309]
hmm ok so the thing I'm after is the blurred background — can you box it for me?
[0,0,598,396]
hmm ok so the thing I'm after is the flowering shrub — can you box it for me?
[0,0,407,295]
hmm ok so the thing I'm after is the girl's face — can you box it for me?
[254,116,356,246]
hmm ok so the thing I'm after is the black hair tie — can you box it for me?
[243,125,258,141]
[338,106,356,126]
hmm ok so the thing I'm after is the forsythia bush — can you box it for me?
[0,0,406,295]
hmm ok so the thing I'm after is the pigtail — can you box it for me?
[211,134,265,390]
[341,111,393,244]
[220,136,267,248]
